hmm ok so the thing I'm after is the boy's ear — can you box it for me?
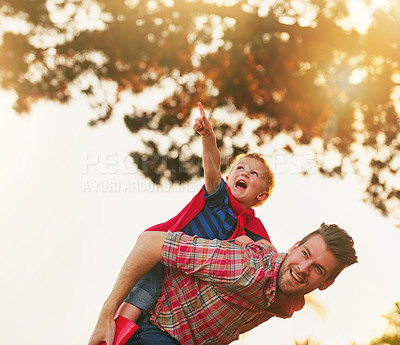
[257,191,269,202]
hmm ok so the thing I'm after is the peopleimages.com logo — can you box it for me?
[81,152,317,175]
[80,151,317,193]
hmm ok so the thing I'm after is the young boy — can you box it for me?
[107,103,274,345]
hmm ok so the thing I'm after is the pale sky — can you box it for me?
[0,88,399,345]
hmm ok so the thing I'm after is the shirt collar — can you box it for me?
[265,252,305,318]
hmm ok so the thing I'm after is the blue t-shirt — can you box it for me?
[181,179,263,241]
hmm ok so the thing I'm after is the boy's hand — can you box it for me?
[193,102,214,137]
[194,102,221,195]
[235,236,277,252]
[234,235,254,247]
[256,239,277,252]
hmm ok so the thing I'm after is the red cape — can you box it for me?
[145,184,271,242]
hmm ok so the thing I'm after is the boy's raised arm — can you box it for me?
[193,102,221,195]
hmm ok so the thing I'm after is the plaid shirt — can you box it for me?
[150,232,305,345]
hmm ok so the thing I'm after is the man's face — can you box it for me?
[277,234,339,296]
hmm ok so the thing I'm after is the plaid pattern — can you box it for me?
[150,232,304,345]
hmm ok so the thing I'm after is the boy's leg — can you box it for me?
[117,262,165,320]
[117,302,142,322]
[114,262,165,345]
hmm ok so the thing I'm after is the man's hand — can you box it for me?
[193,102,214,137]
[88,312,115,345]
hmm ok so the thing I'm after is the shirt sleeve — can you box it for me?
[161,231,246,285]
[202,178,227,209]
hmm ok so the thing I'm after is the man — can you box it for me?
[89,223,357,345]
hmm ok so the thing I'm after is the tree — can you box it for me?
[0,0,399,219]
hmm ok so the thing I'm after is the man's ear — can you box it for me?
[257,191,269,202]
[319,279,335,291]
[287,241,300,254]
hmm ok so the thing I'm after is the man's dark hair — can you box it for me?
[299,223,358,281]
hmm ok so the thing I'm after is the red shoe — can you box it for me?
[113,316,139,345]
[99,316,139,345]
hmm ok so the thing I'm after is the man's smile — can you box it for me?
[290,268,305,284]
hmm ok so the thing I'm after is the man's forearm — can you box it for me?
[103,231,167,313]
[89,231,167,345]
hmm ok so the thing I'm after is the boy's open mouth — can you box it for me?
[236,180,247,189]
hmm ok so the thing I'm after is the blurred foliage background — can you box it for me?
[292,301,400,345]
[367,301,400,345]
[0,0,399,219]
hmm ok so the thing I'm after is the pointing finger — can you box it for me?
[198,102,206,119]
